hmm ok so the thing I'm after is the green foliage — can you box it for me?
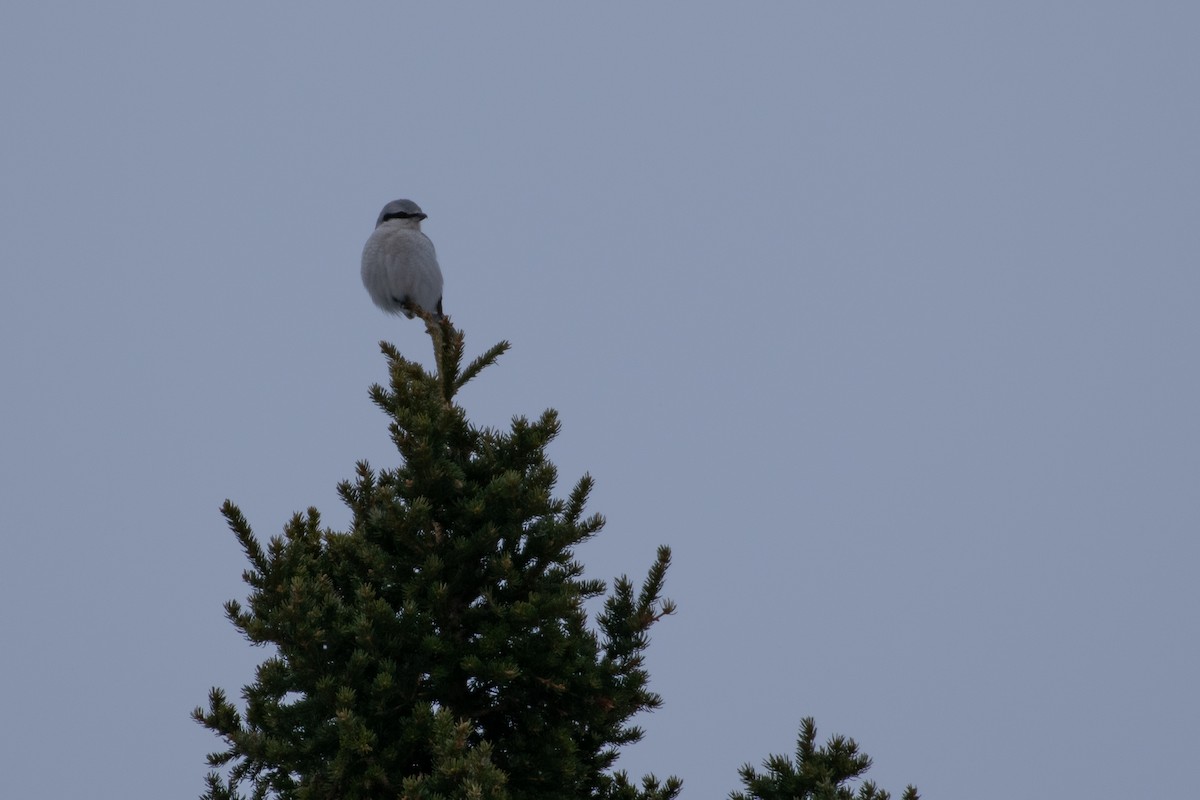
[195,317,677,800]
[397,705,509,800]
[730,719,919,800]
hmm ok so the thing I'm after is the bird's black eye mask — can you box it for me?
[381,211,427,222]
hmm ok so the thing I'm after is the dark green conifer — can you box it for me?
[195,317,679,800]
[729,719,919,800]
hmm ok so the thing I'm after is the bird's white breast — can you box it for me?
[361,224,443,318]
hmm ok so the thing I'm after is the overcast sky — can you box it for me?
[2,4,1198,798]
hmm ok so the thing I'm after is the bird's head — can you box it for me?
[375,199,428,228]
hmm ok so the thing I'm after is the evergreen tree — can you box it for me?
[729,719,919,800]
[194,317,680,800]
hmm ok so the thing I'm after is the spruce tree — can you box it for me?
[729,719,919,800]
[194,317,680,800]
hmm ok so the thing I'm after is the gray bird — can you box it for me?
[361,199,444,319]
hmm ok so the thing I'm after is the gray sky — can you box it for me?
[2,4,1197,798]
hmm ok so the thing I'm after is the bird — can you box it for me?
[361,199,444,319]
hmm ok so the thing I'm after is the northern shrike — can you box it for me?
[361,199,444,319]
